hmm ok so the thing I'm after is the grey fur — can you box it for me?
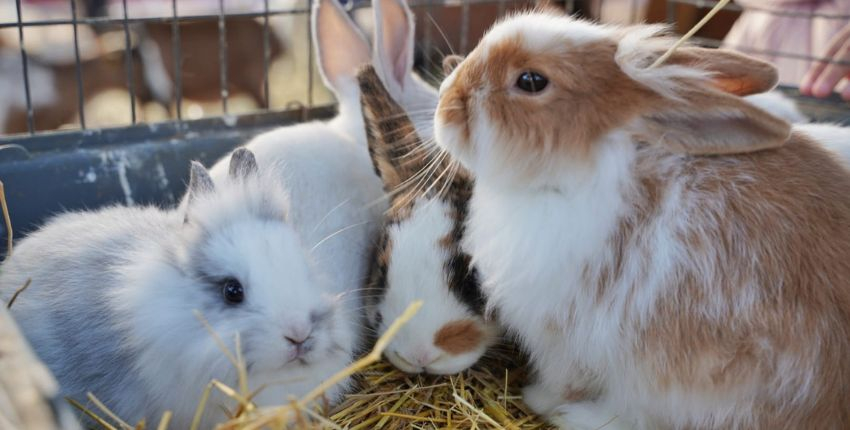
[1,206,176,422]
[187,161,214,203]
[229,148,259,179]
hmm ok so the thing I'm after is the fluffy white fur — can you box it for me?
[797,122,850,167]
[1,156,354,429]
[375,198,495,374]
[743,91,808,124]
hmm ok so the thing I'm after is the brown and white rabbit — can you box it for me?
[434,11,850,430]
[358,65,499,374]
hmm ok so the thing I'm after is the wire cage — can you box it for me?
[0,0,848,242]
[663,0,850,123]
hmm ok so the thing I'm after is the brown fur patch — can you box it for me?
[438,24,790,181]
[662,47,778,96]
[438,34,656,175]
[604,134,850,427]
[433,319,484,355]
[359,66,458,220]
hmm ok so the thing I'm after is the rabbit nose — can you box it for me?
[285,333,315,356]
[406,350,440,368]
[284,322,312,343]
[284,334,308,345]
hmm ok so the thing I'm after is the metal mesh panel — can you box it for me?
[1,0,847,144]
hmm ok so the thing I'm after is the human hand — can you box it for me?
[800,23,850,100]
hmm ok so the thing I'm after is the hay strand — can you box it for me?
[67,397,118,430]
[6,279,31,309]
[155,412,171,430]
[0,180,12,258]
[86,393,133,430]
[650,0,732,68]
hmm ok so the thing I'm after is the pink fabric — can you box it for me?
[723,0,850,86]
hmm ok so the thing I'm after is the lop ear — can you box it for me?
[372,0,416,98]
[357,65,427,194]
[661,47,779,96]
[184,161,214,222]
[228,148,258,179]
[633,48,791,155]
[313,0,371,97]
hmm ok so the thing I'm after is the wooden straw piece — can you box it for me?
[0,181,12,258]
[650,0,732,68]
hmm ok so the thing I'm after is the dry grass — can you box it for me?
[69,301,551,430]
[328,350,553,430]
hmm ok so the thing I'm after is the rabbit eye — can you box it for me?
[221,278,244,304]
[515,71,548,93]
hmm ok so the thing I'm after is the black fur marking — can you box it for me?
[363,228,391,326]
[444,175,486,314]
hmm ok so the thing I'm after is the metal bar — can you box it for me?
[121,0,136,124]
[692,36,850,67]
[423,0,433,69]
[14,0,34,134]
[3,105,337,151]
[70,0,86,129]
[459,0,470,54]
[0,9,315,29]
[630,0,639,23]
[218,0,229,115]
[0,2,539,29]
[171,0,183,122]
[306,0,314,115]
[668,0,850,19]
[262,0,271,109]
[666,0,676,26]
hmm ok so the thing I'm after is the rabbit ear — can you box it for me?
[659,47,779,96]
[372,0,416,98]
[627,48,791,155]
[313,0,371,97]
[639,90,792,155]
[184,161,214,217]
[358,65,426,194]
[228,148,259,179]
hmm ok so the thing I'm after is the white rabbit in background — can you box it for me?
[435,11,850,430]
[206,0,443,354]
[1,149,357,429]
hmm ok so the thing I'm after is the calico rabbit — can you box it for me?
[358,65,499,374]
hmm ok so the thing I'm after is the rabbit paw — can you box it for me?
[521,382,564,416]
[549,401,631,430]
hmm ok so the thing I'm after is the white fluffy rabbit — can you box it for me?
[435,12,850,430]
[205,0,438,325]
[1,149,357,429]
[358,65,499,375]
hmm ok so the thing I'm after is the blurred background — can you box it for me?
[2,0,847,136]
[0,0,848,241]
